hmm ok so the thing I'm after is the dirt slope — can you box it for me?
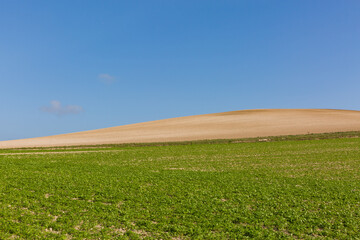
[1,109,360,148]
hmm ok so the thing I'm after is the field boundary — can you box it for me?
[2,131,360,151]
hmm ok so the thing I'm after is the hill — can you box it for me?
[1,109,360,148]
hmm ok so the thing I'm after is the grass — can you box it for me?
[0,133,360,239]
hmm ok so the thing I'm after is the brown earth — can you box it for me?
[1,109,360,149]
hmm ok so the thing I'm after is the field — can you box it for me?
[1,134,360,239]
[2,109,360,149]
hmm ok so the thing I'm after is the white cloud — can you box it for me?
[41,100,83,116]
[98,73,116,84]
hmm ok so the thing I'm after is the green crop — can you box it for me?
[0,137,360,239]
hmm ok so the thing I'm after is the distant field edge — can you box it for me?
[2,131,360,150]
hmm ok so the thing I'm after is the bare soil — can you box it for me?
[1,109,360,149]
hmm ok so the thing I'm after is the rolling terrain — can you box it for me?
[1,109,360,238]
[1,109,360,148]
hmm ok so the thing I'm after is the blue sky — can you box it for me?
[1,0,359,141]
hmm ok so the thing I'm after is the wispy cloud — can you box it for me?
[98,73,116,84]
[41,100,83,116]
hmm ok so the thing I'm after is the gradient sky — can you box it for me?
[1,0,359,141]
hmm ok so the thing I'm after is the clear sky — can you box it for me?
[1,0,359,141]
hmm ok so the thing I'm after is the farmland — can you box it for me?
[1,135,360,239]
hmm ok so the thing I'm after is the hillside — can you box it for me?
[1,109,360,148]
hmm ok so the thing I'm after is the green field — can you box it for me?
[1,135,360,239]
